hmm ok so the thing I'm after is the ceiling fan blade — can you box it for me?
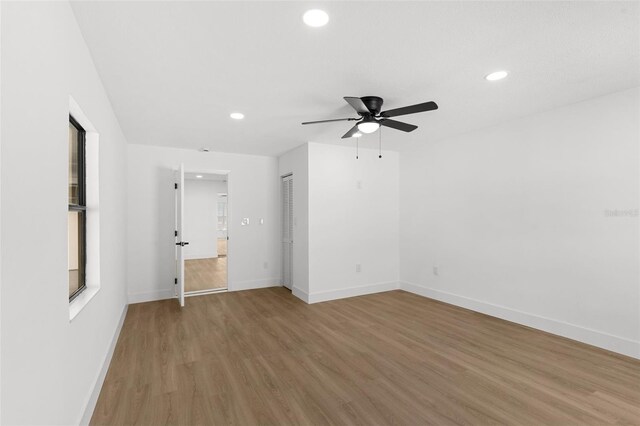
[302,118,355,125]
[379,119,418,132]
[344,97,370,115]
[341,125,361,139]
[380,101,438,118]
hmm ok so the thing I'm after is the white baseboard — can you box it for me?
[231,277,281,292]
[128,288,174,304]
[400,281,640,359]
[128,278,282,303]
[292,286,309,303]
[308,281,400,304]
[78,303,128,425]
[184,253,218,260]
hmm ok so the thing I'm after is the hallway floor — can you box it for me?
[184,257,227,292]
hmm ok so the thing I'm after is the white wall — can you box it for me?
[308,142,400,302]
[1,2,129,424]
[278,144,309,299]
[127,145,281,302]
[183,179,225,259]
[400,87,640,358]
[279,142,400,303]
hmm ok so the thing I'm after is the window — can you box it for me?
[69,116,86,301]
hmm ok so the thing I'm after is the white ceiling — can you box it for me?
[71,1,640,156]
[184,172,227,181]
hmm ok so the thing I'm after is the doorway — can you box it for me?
[282,174,293,290]
[182,172,228,294]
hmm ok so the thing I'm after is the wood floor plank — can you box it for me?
[185,255,227,292]
[91,288,640,425]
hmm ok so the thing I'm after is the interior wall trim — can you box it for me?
[292,286,309,303]
[400,281,640,360]
[307,281,400,304]
[78,304,128,425]
[128,288,175,304]
[232,278,282,292]
[184,252,219,260]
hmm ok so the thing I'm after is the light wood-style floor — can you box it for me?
[184,239,227,292]
[217,238,227,257]
[91,288,640,425]
[184,258,227,292]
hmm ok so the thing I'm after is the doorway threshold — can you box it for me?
[185,288,228,297]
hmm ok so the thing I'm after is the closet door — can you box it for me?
[282,175,293,289]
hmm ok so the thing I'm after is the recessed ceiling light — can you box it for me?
[230,112,244,120]
[485,70,509,81]
[303,9,329,27]
[196,175,203,178]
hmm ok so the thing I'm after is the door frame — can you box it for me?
[177,167,233,296]
[174,163,185,306]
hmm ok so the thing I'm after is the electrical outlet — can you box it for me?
[356,264,361,273]
[433,266,439,276]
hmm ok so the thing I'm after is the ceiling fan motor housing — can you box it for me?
[360,96,384,116]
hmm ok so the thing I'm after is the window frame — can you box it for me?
[69,115,87,302]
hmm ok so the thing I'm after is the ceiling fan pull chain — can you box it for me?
[379,126,382,159]
[356,137,359,160]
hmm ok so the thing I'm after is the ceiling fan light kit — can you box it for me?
[357,118,380,134]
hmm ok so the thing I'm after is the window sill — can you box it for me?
[69,286,100,321]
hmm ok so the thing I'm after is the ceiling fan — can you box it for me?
[302,96,438,139]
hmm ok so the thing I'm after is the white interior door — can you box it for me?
[282,175,293,289]
[175,163,186,307]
